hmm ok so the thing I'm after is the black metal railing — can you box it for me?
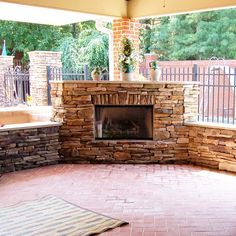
[13,59,29,71]
[198,67,236,124]
[47,65,110,82]
[3,66,30,106]
[46,65,90,105]
[140,64,236,125]
[47,65,89,81]
[140,66,198,82]
[47,63,236,125]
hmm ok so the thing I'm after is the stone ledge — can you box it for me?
[92,140,156,143]
[185,121,236,131]
[28,51,62,55]
[0,105,51,112]
[50,80,200,85]
[0,121,61,132]
[219,162,236,173]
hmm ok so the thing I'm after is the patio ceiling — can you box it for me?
[0,0,126,25]
[128,0,236,18]
[0,0,236,25]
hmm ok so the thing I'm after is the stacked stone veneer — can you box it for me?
[0,126,61,173]
[188,124,236,172]
[28,51,62,106]
[51,81,198,164]
[0,56,14,107]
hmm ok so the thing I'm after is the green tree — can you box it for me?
[59,29,108,71]
[140,19,153,54]
[0,20,109,72]
[149,17,173,60]
[0,21,71,59]
[142,8,236,60]
[195,9,236,59]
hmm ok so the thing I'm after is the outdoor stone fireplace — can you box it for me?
[95,105,153,140]
[51,81,198,164]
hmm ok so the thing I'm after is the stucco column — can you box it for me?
[0,56,14,107]
[112,18,140,81]
[28,51,62,106]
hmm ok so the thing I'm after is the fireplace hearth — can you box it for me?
[95,105,153,140]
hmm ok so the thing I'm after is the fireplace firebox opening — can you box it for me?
[95,105,153,140]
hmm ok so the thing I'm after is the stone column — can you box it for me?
[28,51,62,106]
[112,18,140,81]
[0,56,14,107]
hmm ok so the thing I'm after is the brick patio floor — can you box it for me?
[1,164,236,236]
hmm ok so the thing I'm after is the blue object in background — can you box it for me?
[2,40,7,56]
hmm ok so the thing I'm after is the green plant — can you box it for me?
[118,36,136,73]
[149,61,159,69]
[58,30,108,72]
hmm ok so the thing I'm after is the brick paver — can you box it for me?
[1,164,236,236]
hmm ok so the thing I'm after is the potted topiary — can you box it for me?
[149,61,161,81]
[91,67,101,81]
[118,36,136,81]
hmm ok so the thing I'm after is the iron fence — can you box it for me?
[140,65,198,82]
[47,63,236,125]
[197,67,236,124]
[140,64,236,125]
[47,65,89,81]
[47,65,110,104]
[47,65,110,82]
[3,66,30,106]
[46,65,90,105]
[13,59,29,71]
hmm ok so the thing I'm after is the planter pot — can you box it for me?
[150,68,161,81]
[91,68,101,81]
[121,72,134,81]
[91,74,100,81]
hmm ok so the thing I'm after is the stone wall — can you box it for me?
[188,123,236,172]
[0,125,61,173]
[51,81,198,164]
[28,51,62,106]
[0,56,14,107]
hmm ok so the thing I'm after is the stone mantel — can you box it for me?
[50,81,199,164]
[50,80,200,85]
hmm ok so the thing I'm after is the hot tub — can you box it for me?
[0,106,52,125]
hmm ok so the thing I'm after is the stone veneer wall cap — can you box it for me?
[185,121,236,131]
[0,55,14,58]
[28,51,62,55]
[0,106,51,112]
[50,80,200,85]
[0,121,61,132]
[92,140,158,144]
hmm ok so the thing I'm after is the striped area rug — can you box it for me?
[0,195,128,236]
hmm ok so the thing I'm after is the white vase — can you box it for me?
[121,72,134,81]
[91,74,100,81]
[150,68,161,81]
[91,68,101,81]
